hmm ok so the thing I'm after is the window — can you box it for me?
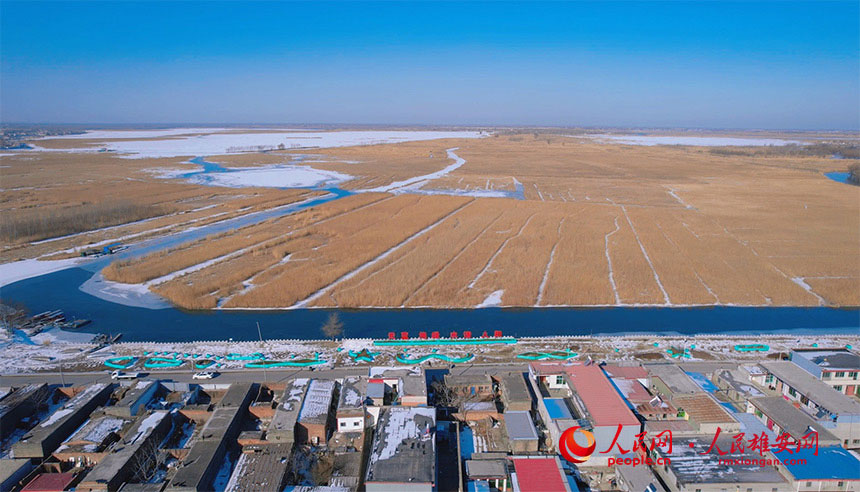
[694,489,701,492]
[823,372,831,379]
[851,372,858,380]
[788,387,797,397]
[836,371,846,378]
[555,375,564,385]
[340,421,346,428]
[838,482,845,488]
[806,482,812,487]
[353,421,360,427]
[747,488,753,492]
[835,385,843,391]
[853,439,860,444]
[765,375,774,383]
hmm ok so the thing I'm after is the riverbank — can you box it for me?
[1,328,857,375]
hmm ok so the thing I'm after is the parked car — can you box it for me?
[110,370,139,380]
[192,371,218,380]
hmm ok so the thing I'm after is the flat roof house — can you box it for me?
[530,363,640,463]
[790,349,860,396]
[747,396,842,447]
[297,380,337,446]
[756,361,860,448]
[653,436,790,492]
[511,456,571,492]
[503,411,539,453]
[774,446,860,491]
[13,384,114,459]
[364,406,435,492]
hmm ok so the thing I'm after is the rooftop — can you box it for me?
[445,373,492,387]
[672,394,736,424]
[645,364,702,395]
[224,444,292,492]
[792,349,860,371]
[369,366,427,397]
[543,398,573,420]
[465,459,507,479]
[337,376,365,411]
[21,472,76,492]
[715,368,766,398]
[218,382,255,407]
[365,406,435,484]
[748,396,840,443]
[658,436,787,485]
[610,377,653,404]
[563,364,639,427]
[602,364,648,380]
[115,380,156,407]
[504,411,538,441]
[780,446,860,481]
[298,379,336,424]
[0,384,48,419]
[497,373,531,403]
[511,457,570,492]
[63,415,128,446]
[268,378,308,435]
[760,361,860,416]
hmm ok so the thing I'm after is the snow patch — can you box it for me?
[477,290,504,308]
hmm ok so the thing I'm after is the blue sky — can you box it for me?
[1,1,858,129]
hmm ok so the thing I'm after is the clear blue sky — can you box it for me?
[2,1,858,129]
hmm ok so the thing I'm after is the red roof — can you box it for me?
[512,457,568,492]
[602,364,648,380]
[21,473,75,492]
[532,363,639,427]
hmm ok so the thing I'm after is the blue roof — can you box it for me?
[781,446,860,480]
[685,371,718,393]
[544,398,573,420]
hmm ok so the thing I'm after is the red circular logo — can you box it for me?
[559,426,596,464]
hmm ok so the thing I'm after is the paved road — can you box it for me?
[0,362,529,387]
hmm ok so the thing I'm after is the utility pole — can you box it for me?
[256,322,267,403]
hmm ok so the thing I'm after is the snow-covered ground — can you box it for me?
[45,128,237,140]
[362,147,467,193]
[43,130,486,158]
[580,134,809,146]
[186,165,352,189]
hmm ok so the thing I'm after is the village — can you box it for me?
[1,331,859,492]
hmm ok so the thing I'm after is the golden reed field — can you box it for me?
[4,132,858,308]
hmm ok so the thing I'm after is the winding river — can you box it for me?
[1,156,858,342]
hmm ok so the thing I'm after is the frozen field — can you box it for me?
[582,134,809,146]
[186,165,353,189]
[42,129,487,158]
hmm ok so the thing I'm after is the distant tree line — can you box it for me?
[709,142,860,159]
[1,200,170,244]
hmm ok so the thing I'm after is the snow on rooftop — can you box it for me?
[128,411,168,445]
[66,416,126,444]
[298,380,336,422]
[370,407,436,463]
[40,384,107,428]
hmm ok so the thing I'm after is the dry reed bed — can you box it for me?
[400,206,536,307]
[537,207,618,306]
[224,195,471,307]
[315,199,505,307]
[106,193,388,285]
